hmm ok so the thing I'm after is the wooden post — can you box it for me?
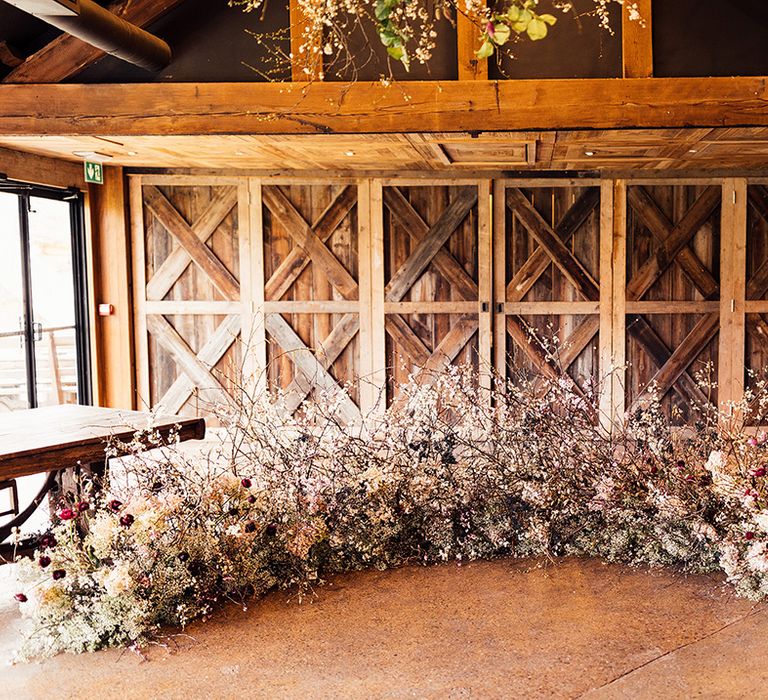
[622,0,653,78]
[611,180,627,423]
[90,166,135,409]
[368,180,387,414]
[719,178,747,412]
[128,175,149,410]
[477,179,492,399]
[492,180,507,379]
[289,0,323,81]
[457,4,488,81]
[241,178,267,395]
[598,180,614,431]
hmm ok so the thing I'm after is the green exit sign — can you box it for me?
[84,160,104,185]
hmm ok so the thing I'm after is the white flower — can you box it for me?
[746,541,768,573]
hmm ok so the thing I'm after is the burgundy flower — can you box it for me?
[241,478,252,489]
[38,555,51,568]
[676,459,686,468]
[650,466,659,475]
[14,593,27,603]
[52,569,66,581]
[244,521,256,534]
[178,551,189,563]
[108,499,123,513]
[76,501,90,512]
[685,474,694,482]
[39,533,57,549]
[119,514,135,528]
[247,494,256,504]
[59,508,76,521]
[746,531,756,541]
[755,467,767,478]
[265,523,278,537]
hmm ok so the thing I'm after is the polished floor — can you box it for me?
[1,557,765,699]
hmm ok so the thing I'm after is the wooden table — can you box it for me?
[0,404,205,550]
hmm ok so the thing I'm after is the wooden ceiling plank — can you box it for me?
[3,0,186,84]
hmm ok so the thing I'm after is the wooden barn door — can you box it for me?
[380,180,491,406]
[257,180,366,423]
[492,180,604,408]
[131,176,247,418]
[622,181,723,421]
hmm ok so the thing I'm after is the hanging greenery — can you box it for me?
[231,0,638,80]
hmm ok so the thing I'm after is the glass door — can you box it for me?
[0,183,91,542]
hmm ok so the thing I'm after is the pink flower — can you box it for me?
[14,593,27,603]
[59,508,75,521]
[748,437,759,447]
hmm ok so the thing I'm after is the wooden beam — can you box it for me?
[457,7,488,81]
[622,0,653,78]
[289,0,323,82]
[3,78,768,135]
[3,0,185,84]
[88,165,134,409]
[0,42,23,68]
[0,145,83,189]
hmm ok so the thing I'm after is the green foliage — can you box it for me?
[476,0,558,60]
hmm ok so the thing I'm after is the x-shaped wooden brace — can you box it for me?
[744,185,768,359]
[383,186,479,389]
[503,187,601,386]
[626,185,721,406]
[262,185,361,421]
[143,186,242,412]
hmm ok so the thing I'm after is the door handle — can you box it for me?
[33,322,42,342]
[18,316,24,347]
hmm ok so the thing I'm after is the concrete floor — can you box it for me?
[1,557,766,699]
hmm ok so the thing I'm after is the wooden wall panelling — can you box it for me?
[89,165,134,409]
[135,177,243,419]
[381,180,486,405]
[129,175,150,409]
[624,182,722,421]
[496,180,602,406]
[260,181,362,423]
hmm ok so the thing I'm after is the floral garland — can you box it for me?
[231,0,636,78]
[10,365,768,660]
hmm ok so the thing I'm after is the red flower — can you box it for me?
[39,533,57,549]
[746,531,756,540]
[14,593,27,603]
[754,467,767,478]
[108,499,123,513]
[59,508,76,521]
[650,466,659,475]
[76,501,90,512]
[38,555,51,568]
[241,478,252,489]
[119,514,135,528]
[52,569,66,581]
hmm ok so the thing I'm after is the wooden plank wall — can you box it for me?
[129,175,761,427]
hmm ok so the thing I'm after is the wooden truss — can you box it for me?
[383,185,479,393]
[625,185,721,406]
[139,185,241,414]
[500,186,601,383]
[261,184,361,423]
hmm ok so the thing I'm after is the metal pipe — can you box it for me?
[3,0,172,72]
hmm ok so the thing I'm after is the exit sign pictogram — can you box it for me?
[84,161,104,184]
